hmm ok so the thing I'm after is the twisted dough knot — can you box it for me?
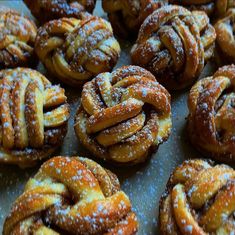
[159,159,235,234]
[169,0,235,17]
[131,5,216,90]
[215,9,235,64]
[3,156,138,235]
[0,7,37,69]
[188,65,235,162]
[74,65,172,165]
[35,16,120,87]
[102,0,167,38]
[23,0,96,24]
[0,68,70,167]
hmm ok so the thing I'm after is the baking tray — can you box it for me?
[0,1,217,234]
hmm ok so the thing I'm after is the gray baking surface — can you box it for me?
[0,1,216,234]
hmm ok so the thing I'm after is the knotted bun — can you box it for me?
[74,65,172,165]
[215,8,235,65]
[169,0,235,18]
[3,156,138,235]
[35,16,120,86]
[131,5,216,90]
[160,159,235,234]
[102,0,167,38]
[0,68,70,167]
[0,7,37,69]
[23,0,96,24]
[188,64,235,162]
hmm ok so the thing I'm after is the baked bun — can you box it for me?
[0,6,37,69]
[169,0,235,18]
[188,65,235,162]
[102,0,167,38]
[0,68,70,167]
[74,65,172,165]
[23,0,96,24]
[215,8,235,65]
[3,156,138,235]
[131,5,216,90]
[35,16,120,87]
[159,159,235,234]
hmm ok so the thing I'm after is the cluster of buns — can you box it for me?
[2,0,235,234]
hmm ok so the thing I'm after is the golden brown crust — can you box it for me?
[35,16,120,87]
[0,68,70,167]
[169,0,235,18]
[131,5,216,90]
[159,159,235,234]
[3,156,139,235]
[214,8,235,65]
[188,64,235,162]
[102,0,167,38]
[0,6,37,69]
[23,0,96,24]
[74,65,172,165]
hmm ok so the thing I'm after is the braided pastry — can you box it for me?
[169,0,235,18]
[0,7,37,69]
[3,156,139,235]
[0,68,70,167]
[215,8,235,64]
[74,65,172,165]
[159,159,235,234]
[188,65,235,162]
[35,16,120,87]
[131,5,216,90]
[102,0,167,38]
[23,0,96,24]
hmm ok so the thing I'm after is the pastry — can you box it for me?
[0,68,70,167]
[188,65,235,162]
[74,65,172,165]
[35,16,120,86]
[169,0,235,18]
[3,156,139,235]
[23,0,96,24]
[0,6,37,69]
[214,8,235,64]
[102,0,167,38]
[159,159,235,234]
[131,5,216,90]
